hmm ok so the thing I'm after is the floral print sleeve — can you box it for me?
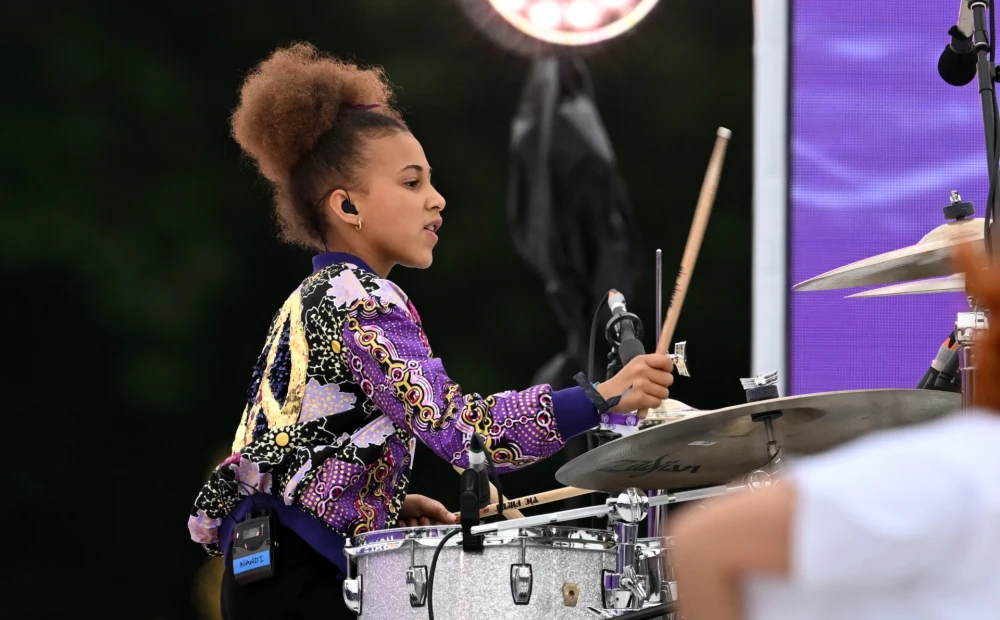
[342,294,582,471]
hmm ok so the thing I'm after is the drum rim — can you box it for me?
[345,525,617,557]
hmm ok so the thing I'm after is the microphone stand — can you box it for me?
[648,249,666,541]
[958,1,996,410]
[605,348,623,384]
[586,345,623,529]
[969,0,998,259]
[603,306,645,384]
[587,309,646,528]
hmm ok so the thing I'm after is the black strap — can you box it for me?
[573,372,621,413]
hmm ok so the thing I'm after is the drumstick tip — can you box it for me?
[717,127,732,139]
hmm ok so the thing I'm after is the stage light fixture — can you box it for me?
[458,0,660,55]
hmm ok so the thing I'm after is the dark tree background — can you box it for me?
[2,1,753,617]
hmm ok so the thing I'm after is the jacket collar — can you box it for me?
[311,252,376,275]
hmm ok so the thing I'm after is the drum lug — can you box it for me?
[405,539,428,607]
[601,567,646,610]
[342,543,362,614]
[510,564,533,605]
[603,520,647,610]
[509,537,533,605]
[636,547,676,605]
[406,565,428,607]
[637,549,662,601]
[342,574,363,615]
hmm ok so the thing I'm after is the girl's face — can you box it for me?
[331,131,446,276]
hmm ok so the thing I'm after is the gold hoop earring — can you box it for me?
[355,219,363,232]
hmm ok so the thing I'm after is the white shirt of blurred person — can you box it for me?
[670,245,1000,620]
[674,410,1000,620]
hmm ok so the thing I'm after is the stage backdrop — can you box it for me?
[787,2,981,393]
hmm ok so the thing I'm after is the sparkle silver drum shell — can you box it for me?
[343,525,617,619]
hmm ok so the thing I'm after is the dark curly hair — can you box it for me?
[231,43,409,250]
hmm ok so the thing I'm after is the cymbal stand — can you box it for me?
[603,489,649,612]
[742,439,786,489]
[956,306,989,409]
[740,371,788,485]
[648,249,667,540]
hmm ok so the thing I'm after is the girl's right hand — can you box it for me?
[596,353,675,415]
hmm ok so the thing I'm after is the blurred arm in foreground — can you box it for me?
[670,245,1000,620]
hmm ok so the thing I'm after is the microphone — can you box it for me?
[466,435,491,507]
[607,290,646,366]
[459,434,492,552]
[917,331,961,392]
[932,345,962,392]
[938,2,977,86]
[469,437,486,471]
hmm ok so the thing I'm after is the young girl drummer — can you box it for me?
[187,43,674,619]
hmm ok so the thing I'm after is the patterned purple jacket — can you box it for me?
[188,253,599,569]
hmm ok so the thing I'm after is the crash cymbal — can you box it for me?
[556,389,960,492]
[793,218,984,291]
[846,274,966,298]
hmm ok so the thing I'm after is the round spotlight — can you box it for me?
[458,0,660,56]
[528,1,563,29]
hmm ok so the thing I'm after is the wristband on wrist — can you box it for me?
[572,372,621,413]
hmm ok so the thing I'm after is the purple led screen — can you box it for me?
[789,3,981,394]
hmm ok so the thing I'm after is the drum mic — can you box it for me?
[918,331,962,392]
[465,435,491,508]
[932,346,962,392]
[459,434,492,551]
[938,1,977,86]
[607,290,646,367]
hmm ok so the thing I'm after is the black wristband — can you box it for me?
[573,372,621,413]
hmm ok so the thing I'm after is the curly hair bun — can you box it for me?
[231,42,399,185]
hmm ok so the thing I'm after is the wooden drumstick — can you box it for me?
[450,485,593,518]
[475,486,592,518]
[452,465,526,519]
[637,128,730,420]
[655,127,731,355]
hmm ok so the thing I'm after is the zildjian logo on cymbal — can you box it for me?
[597,455,702,477]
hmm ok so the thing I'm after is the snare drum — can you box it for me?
[342,525,616,618]
[342,526,679,618]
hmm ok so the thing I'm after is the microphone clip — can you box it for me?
[948,24,973,54]
[458,434,491,553]
[459,469,486,552]
[604,310,645,381]
[603,311,645,348]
